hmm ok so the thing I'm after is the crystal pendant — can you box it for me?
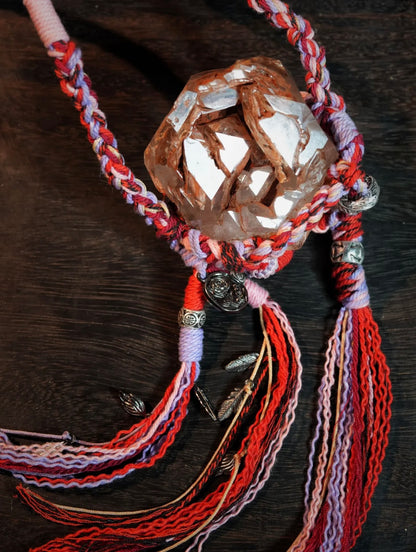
[144,57,338,241]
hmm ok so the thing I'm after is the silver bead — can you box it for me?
[119,391,147,417]
[338,176,380,215]
[216,453,236,476]
[331,241,364,265]
[194,386,217,421]
[203,271,248,312]
[224,352,259,373]
[178,307,206,328]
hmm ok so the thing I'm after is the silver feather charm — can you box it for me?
[218,387,244,421]
[218,379,255,422]
[119,391,147,417]
[194,386,218,421]
[224,352,259,373]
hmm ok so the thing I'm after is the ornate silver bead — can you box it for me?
[216,453,236,476]
[119,391,147,417]
[203,271,248,312]
[193,386,217,421]
[178,307,206,328]
[224,352,259,373]
[331,241,365,265]
[338,176,380,215]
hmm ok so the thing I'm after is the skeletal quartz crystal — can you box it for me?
[145,57,338,241]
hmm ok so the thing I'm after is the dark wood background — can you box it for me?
[0,1,414,551]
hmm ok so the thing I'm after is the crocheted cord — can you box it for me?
[25,0,368,280]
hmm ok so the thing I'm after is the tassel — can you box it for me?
[17,280,304,552]
[288,306,391,552]
[16,264,391,552]
[286,207,392,552]
[0,273,205,489]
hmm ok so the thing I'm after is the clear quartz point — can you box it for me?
[145,57,338,241]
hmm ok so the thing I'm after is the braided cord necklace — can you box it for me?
[0,1,391,551]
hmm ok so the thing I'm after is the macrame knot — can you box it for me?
[61,431,76,444]
[183,271,206,311]
[327,109,360,152]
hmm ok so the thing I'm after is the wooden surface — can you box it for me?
[0,1,415,551]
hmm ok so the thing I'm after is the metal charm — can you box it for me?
[178,307,206,329]
[204,272,248,312]
[194,386,218,421]
[338,175,380,215]
[119,391,147,417]
[216,453,236,476]
[217,379,255,422]
[224,352,259,373]
[331,241,365,265]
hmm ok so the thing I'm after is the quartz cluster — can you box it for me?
[145,57,338,241]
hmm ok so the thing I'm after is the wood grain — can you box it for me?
[0,1,415,551]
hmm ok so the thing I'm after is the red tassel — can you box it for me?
[20,291,304,552]
[349,307,391,547]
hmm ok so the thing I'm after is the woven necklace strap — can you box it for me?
[24,0,368,279]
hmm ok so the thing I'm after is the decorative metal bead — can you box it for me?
[331,241,365,265]
[216,453,236,476]
[193,386,217,421]
[224,352,259,373]
[178,307,206,328]
[203,271,248,312]
[119,391,147,417]
[338,176,380,215]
